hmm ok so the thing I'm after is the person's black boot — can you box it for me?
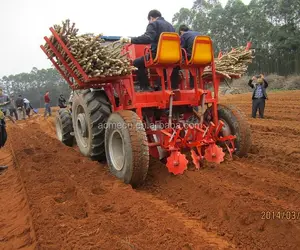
[137,82,154,92]
[143,86,154,92]
[154,85,161,91]
[134,85,142,92]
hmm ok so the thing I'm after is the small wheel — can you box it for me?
[55,108,74,147]
[217,104,251,157]
[203,104,251,157]
[105,110,149,188]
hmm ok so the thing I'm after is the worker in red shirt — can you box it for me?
[44,91,51,118]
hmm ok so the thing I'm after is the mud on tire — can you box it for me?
[72,89,111,161]
[56,108,74,147]
[105,110,149,188]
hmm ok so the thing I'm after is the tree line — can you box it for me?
[172,0,300,75]
[0,67,71,108]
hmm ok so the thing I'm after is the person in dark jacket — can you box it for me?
[248,74,268,118]
[179,24,201,88]
[9,95,18,120]
[179,24,200,59]
[16,94,26,120]
[0,109,8,172]
[120,10,179,91]
[58,94,67,108]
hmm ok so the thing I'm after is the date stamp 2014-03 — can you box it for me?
[261,211,300,220]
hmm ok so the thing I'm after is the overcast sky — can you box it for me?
[0,0,250,77]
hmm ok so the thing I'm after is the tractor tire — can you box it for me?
[105,110,149,188]
[55,108,74,147]
[72,89,111,161]
[216,104,252,157]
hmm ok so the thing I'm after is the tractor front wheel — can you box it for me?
[55,108,74,147]
[105,110,149,188]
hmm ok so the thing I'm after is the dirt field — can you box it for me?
[1,90,300,249]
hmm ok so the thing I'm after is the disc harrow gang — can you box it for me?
[151,116,236,175]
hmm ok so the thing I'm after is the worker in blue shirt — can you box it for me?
[179,24,200,88]
[248,74,268,118]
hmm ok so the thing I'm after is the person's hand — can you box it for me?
[120,37,131,43]
[260,74,264,79]
[252,76,256,81]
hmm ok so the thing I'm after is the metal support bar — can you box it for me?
[200,93,206,125]
[168,93,174,128]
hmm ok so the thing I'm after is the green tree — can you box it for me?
[172,0,300,75]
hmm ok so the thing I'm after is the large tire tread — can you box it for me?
[105,110,149,188]
[73,90,111,161]
[57,109,74,147]
[120,110,149,187]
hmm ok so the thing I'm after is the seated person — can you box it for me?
[179,24,201,88]
[120,10,179,91]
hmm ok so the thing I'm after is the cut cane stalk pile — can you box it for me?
[202,46,254,79]
[44,19,136,81]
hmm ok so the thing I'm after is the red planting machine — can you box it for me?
[41,27,251,187]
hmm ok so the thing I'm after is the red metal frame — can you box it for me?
[41,27,251,172]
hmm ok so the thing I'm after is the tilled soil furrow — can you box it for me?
[2,90,299,250]
[8,121,229,249]
[0,147,36,250]
[142,161,300,249]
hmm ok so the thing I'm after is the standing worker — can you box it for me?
[248,74,268,118]
[16,94,26,120]
[44,91,51,118]
[0,87,15,123]
[178,24,201,88]
[120,10,179,91]
[23,98,34,118]
[0,87,10,118]
[9,94,18,120]
[0,109,8,172]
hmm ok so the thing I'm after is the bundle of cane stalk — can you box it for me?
[202,46,254,79]
[44,19,136,81]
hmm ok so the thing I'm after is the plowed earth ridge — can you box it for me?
[0,90,299,249]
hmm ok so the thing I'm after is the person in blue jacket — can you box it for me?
[178,24,201,88]
[120,10,179,91]
[248,74,268,118]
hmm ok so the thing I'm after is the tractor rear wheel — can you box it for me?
[55,108,74,147]
[105,110,149,188]
[216,104,251,157]
[72,89,111,161]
